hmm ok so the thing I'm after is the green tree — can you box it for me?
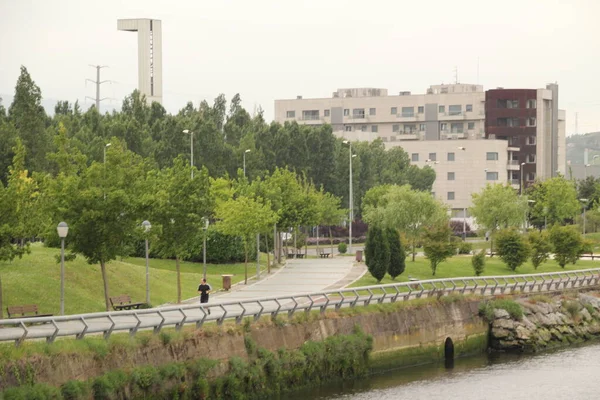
[495,228,530,271]
[528,230,553,269]
[471,250,486,276]
[386,228,405,279]
[365,226,389,282]
[422,224,455,276]
[215,196,277,284]
[315,189,345,257]
[528,176,580,226]
[470,184,527,252]
[549,225,583,268]
[148,157,213,303]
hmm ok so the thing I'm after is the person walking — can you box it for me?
[198,278,212,314]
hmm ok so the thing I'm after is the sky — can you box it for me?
[1,0,599,134]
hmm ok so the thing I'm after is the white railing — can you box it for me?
[1,269,598,346]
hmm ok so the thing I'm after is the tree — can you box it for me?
[215,196,277,284]
[422,224,455,276]
[528,176,580,226]
[470,184,527,252]
[364,226,389,282]
[471,250,486,276]
[495,228,530,271]
[528,230,553,269]
[363,185,448,261]
[315,189,345,257]
[386,228,405,279]
[549,225,583,268]
[148,157,213,303]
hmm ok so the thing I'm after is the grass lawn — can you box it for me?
[0,244,269,316]
[351,255,600,288]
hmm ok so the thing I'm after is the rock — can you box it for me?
[515,325,532,340]
[581,308,592,321]
[549,328,564,341]
[493,318,516,330]
[494,309,510,319]
[537,328,552,342]
[491,327,512,339]
[522,317,536,331]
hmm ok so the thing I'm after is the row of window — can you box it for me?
[496,117,537,127]
[497,99,537,109]
[446,171,499,181]
[285,104,477,119]
[342,122,478,133]
[511,171,537,181]
[411,152,499,162]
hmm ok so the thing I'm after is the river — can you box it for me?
[286,342,600,400]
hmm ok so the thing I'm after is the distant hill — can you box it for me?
[567,132,600,165]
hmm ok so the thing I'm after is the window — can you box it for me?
[345,125,352,132]
[439,105,445,113]
[369,108,376,116]
[450,123,464,133]
[343,109,349,116]
[411,153,419,162]
[527,99,537,109]
[527,172,536,181]
[497,99,507,108]
[419,123,426,131]
[497,118,520,127]
[486,171,499,181]
[324,109,330,117]
[360,125,367,132]
[440,123,448,131]
[468,122,475,130]
[401,107,414,117]
[391,107,397,115]
[449,105,462,115]
[486,152,499,160]
[507,100,519,108]
[447,172,455,180]
[371,125,378,133]
[447,192,455,200]
[392,124,400,133]
[447,152,455,161]
[527,117,537,127]
[418,106,424,114]
[527,153,536,163]
[466,104,473,112]
[404,124,417,134]
[302,110,319,120]
[352,108,365,118]
[510,136,519,146]
[429,153,437,161]
[527,136,536,145]
[286,110,295,118]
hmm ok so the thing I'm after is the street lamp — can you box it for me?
[183,130,194,179]
[103,143,111,164]
[520,162,526,196]
[580,199,589,236]
[342,140,356,253]
[57,222,69,315]
[585,164,591,179]
[141,220,151,304]
[202,218,209,280]
[243,149,251,177]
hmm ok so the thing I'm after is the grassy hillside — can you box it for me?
[0,244,268,316]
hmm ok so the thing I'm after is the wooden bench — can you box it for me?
[109,295,145,311]
[317,248,331,258]
[286,249,306,259]
[7,305,53,319]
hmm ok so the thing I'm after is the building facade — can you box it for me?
[117,19,163,105]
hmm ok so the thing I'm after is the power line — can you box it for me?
[85,65,111,113]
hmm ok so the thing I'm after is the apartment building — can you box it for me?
[274,84,486,143]
[274,82,565,214]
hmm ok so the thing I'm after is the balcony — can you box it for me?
[507,160,521,171]
[507,146,520,152]
[300,115,323,125]
[440,112,466,121]
[396,114,420,122]
[508,179,520,190]
[397,134,419,140]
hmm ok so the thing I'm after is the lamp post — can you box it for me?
[57,222,69,315]
[243,149,251,177]
[343,140,356,253]
[202,218,209,280]
[585,164,591,179]
[183,130,194,179]
[141,220,151,304]
[520,162,526,196]
[580,198,589,236]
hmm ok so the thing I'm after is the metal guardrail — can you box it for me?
[1,268,599,346]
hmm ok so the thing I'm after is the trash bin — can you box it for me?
[355,250,363,262]
[222,274,233,291]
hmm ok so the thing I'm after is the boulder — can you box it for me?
[493,309,510,319]
[515,325,532,340]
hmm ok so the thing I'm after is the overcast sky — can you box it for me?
[1,0,599,133]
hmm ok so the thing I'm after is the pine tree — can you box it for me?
[386,228,405,279]
[365,226,390,282]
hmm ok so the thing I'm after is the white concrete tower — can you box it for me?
[117,19,163,105]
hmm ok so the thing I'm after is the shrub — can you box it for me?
[549,225,583,268]
[364,226,389,282]
[386,228,405,279]
[338,242,347,254]
[471,250,486,276]
[563,300,581,319]
[422,224,455,276]
[61,380,89,400]
[496,228,530,271]
[528,230,553,269]
[457,241,473,255]
[479,299,524,321]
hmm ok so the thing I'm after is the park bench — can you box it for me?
[7,304,53,319]
[580,253,599,260]
[109,295,145,311]
[317,248,331,258]
[286,249,306,259]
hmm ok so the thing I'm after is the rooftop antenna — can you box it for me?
[454,66,458,84]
